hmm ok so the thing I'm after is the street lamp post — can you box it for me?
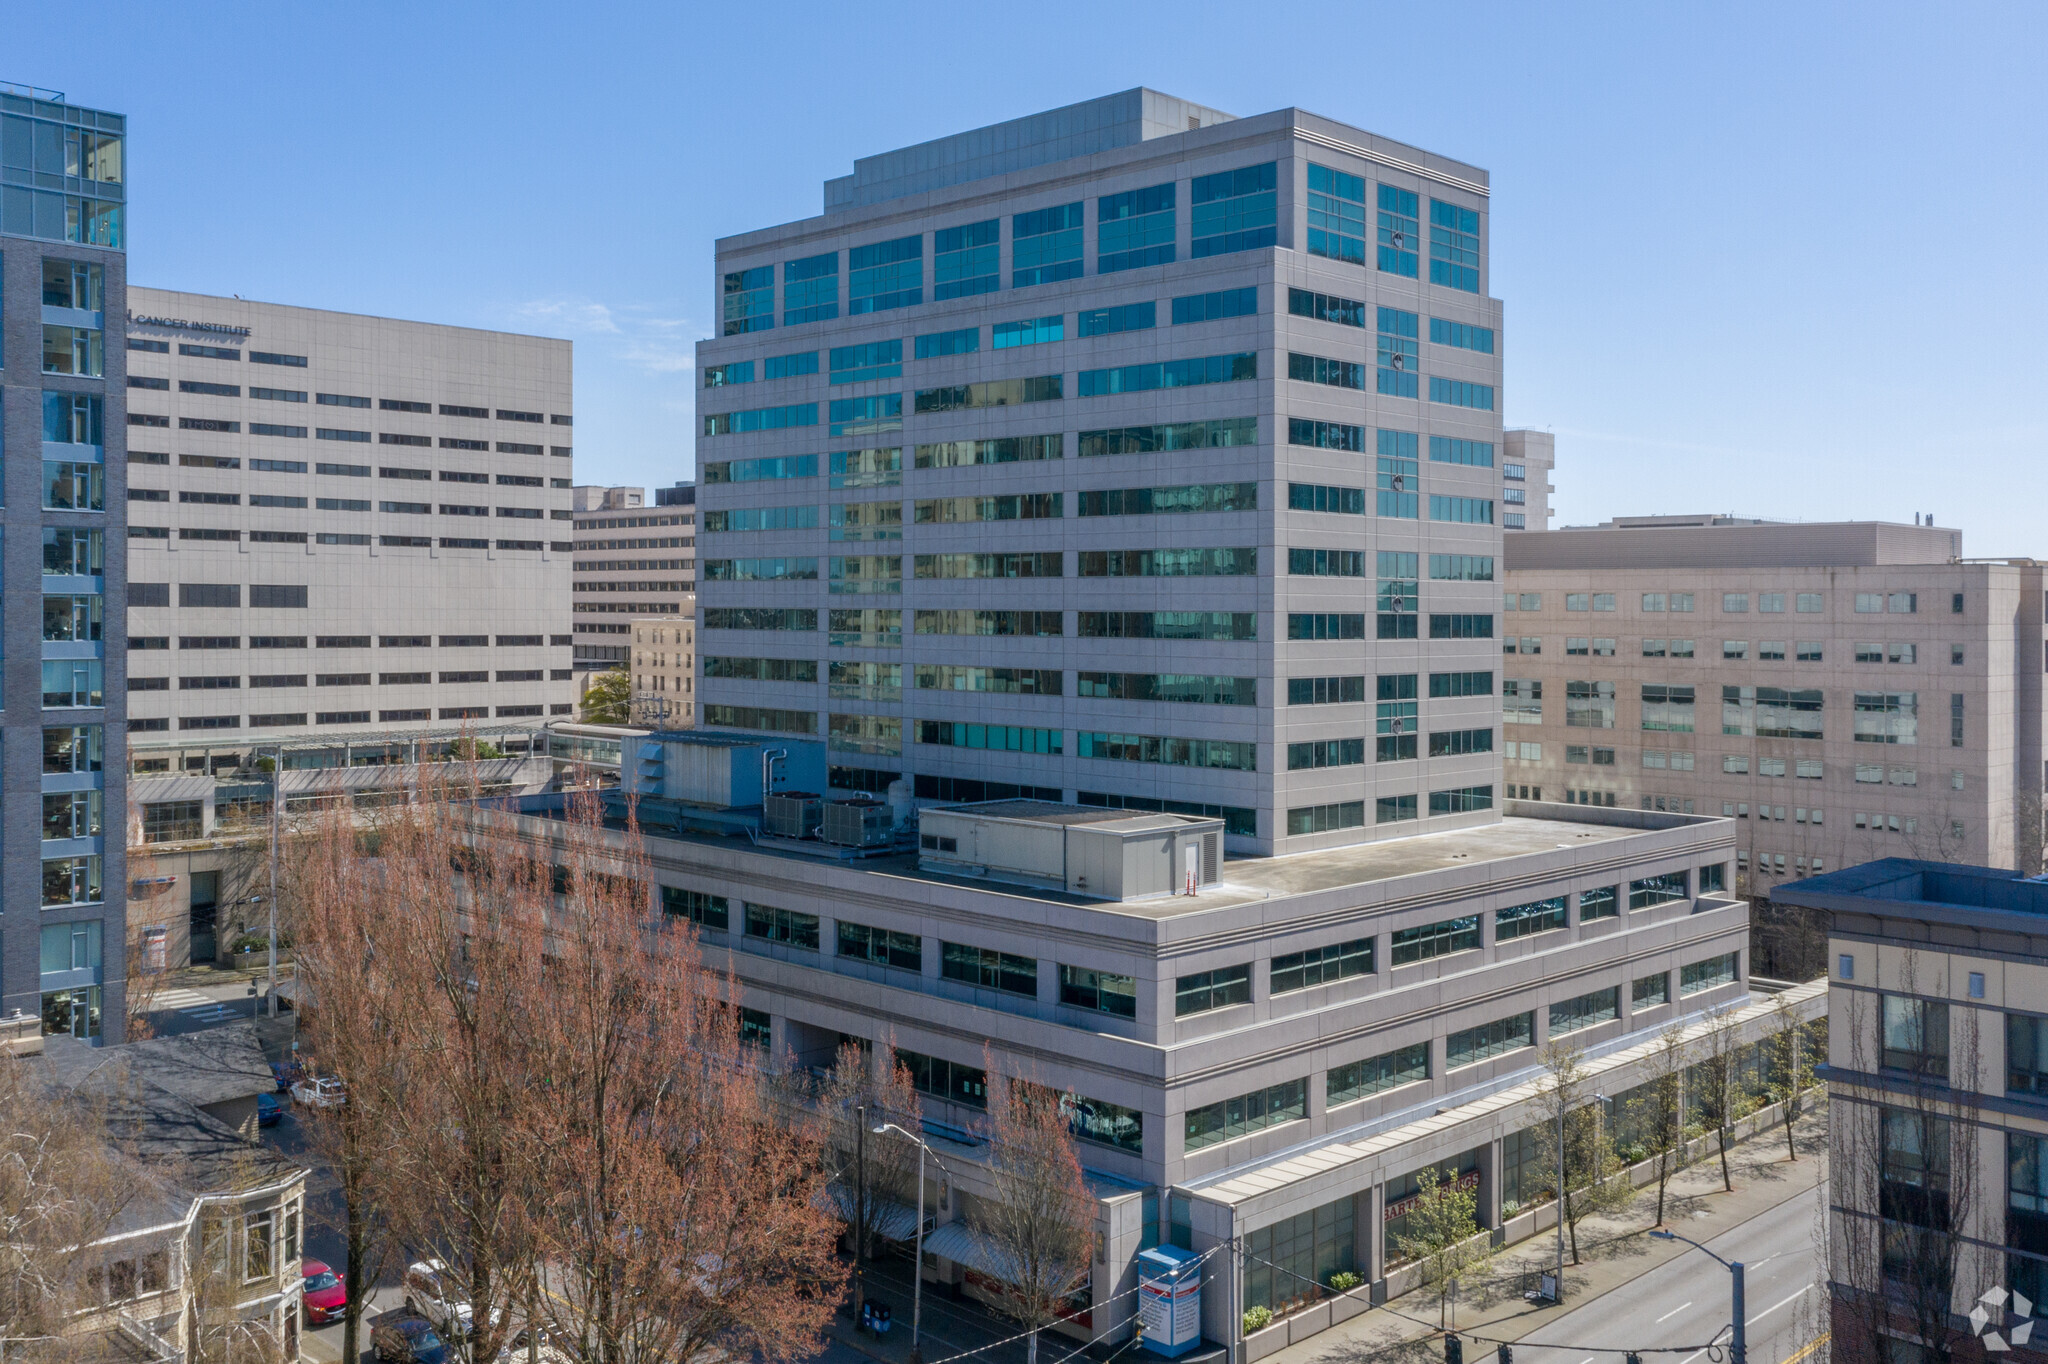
[1650,1228,1745,1364]
[873,1120,953,1364]
[1551,1091,1607,1303]
[267,742,282,1017]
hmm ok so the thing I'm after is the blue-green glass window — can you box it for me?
[1076,353,1255,396]
[722,266,774,336]
[1496,895,1566,942]
[1287,419,1365,452]
[1376,669,1418,758]
[828,395,902,438]
[1430,495,1494,525]
[1429,554,1493,581]
[764,350,820,379]
[1377,431,1418,519]
[1429,437,1494,467]
[1190,162,1277,258]
[43,391,103,446]
[1097,184,1175,274]
[701,403,817,436]
[1378,552,1419,645]
[1288,287,1365,328]
[1430,200,1481,292]
[42,660,104,708]
[700,454,818,485]
[1076,731,1256,771]
[1287,352,1364,389]
[992,316,1062,348]
[1012,202,1082,287]
[1288,483,1366,514]
[919,722,1062,755]
[1445,1011,1532,1067]
[933,219,999,300]
[915,328,978,358]
[829,339,902,384]
[783,252,839,326]
[1378,795,1418,824]
[1430,318,1494,353]
[1429,785,1494,814]
[1378,185,1420,277]
[1172,287,1257,324]
[1377,307,1419,398]
[848,235,922,315]
[1289,548,1364,577]
[1307,163,1367,265]
[1429,377,1495,410]
[1077,301,1155,336]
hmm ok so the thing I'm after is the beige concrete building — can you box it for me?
[1503,427,1554,531]
[1776,861,2048,1361]
[1501,516,2045,900]
[570,484,694,672]
[123,288,578,745]
[629,608,696,727]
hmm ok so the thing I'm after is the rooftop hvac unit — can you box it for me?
[763,792,824,839]
[822,799,894,848]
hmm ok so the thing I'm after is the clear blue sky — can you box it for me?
[20,1,2044,552]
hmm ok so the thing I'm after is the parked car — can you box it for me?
[257,1092,284,1127]
[403,1260,473,1336]
[371,1310,446,1364]
[291,1075,346,1108]
[301,1259,347,1324]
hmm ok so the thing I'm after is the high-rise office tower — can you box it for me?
[2,83,129,1040]
[120,289,577,744]
[694,90,1505,854]
[570,484,694,671]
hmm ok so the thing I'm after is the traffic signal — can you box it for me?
[1498,1346,1513,1364]
[1627,1354,1643,1364]
[1446,1334,1463,1364]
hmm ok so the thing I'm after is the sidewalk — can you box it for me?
[1262,1108,1829,1364]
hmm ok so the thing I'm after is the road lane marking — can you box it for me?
[1656,1302,1694,1323]
[1747,1283,1813,1325]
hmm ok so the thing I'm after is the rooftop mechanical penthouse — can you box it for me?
[693,89,1507,855]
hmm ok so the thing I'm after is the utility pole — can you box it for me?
[1730,1260,1746,1364]
[267,742,281,1017]
[854,1102,867,1315]
[1552,1091,1565,1300]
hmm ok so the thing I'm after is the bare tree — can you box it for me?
[1532,1040,1634,1266]
[1390,1168,1494,1330]
[816,1038,923,1320]
[0,1059,131,1355]
[524,794,845,1364]
[1767,990,1817,1164]
[1690,1005,1749,1193]
[1623,1019,1696,1228]
[287,808,405,1364]
[122,818,174,1040]
[1829,956,1982,1364]
[972,1068,1096,1364]
[371,777,550,1364]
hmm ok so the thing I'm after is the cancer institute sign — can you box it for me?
[126,310,250,337]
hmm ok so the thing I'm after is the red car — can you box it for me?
[303,1260,348,1325]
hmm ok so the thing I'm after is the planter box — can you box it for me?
[1244,1320,1289,1362]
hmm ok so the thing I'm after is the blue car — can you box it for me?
[257,1092,283,1127]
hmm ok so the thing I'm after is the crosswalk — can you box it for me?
[147,986,252,1020]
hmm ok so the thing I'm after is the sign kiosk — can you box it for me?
[1136,1245,1203,1357]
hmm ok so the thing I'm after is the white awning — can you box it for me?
[921,1221,1008,1279]
[827,1188,925,1244]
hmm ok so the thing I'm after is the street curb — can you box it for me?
[825,1324,902,1364]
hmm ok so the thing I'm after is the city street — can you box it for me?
[1507,1181,1824,1364]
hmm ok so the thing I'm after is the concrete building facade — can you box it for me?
[1499,517,2044,899]
[1776,861,2048,1362]
[479,763,1795,1356]
[629,609,696,727]
[1502,427,1553,532]
[121,288,578,747]
[571,484,694,670]
[693,89,1508,854]
[3,82,131,1040]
